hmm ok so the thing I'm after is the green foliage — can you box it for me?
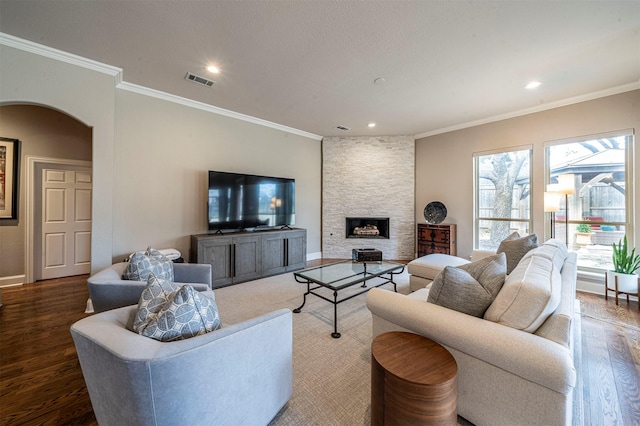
[576,223,591,233]
[611,236,640,274]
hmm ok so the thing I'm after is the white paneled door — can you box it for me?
[38,169,92,280]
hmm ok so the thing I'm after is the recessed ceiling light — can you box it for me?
[525,81,542,89]
[368,123,376,128]
[206,65,220,74]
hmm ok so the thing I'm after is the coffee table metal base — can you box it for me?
[293,263,401,338]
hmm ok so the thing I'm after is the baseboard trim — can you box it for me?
[306,252,322,261]
[0,275,25,287]
[577,276,638,302]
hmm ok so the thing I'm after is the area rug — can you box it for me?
[213,269,473,425]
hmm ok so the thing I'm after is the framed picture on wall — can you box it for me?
[0,137,21,225]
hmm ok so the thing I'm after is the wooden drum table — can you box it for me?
[371,331,457,425]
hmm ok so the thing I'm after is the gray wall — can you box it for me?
[415,90,640,264]
[2,34,638,287]
[113,89,321,262]
[0,37,321,284]
[1,40,117,280]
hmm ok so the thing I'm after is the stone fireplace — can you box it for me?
[346,217,390,239]
[322,136,415,259]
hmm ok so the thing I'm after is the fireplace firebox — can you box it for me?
[345,217,390,239]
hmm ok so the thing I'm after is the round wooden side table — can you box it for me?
[371,331,457,426]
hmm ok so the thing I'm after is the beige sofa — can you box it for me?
[366,239,580,426]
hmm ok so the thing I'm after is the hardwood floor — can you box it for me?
[576,292,640,425]
[0,275,96,425]
[0,272,638,425]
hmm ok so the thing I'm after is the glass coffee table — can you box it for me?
[293,260,405,338]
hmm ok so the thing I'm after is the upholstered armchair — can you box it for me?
[71,306,293,426]
[87,262,212,313]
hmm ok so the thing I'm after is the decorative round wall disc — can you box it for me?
[424,201,447,224]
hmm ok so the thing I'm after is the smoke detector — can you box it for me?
[185,72,214,87]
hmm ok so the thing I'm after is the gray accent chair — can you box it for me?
[87,262,212,313]
[71,306,293,426]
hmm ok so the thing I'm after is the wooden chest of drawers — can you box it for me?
[417,223,456,257]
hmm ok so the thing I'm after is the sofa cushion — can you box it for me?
[497,232,538,274]
[532,238,568,270]
[427,253,507,317]
[407,253,470,280]
[123,247,174,281]
[484,249,562,333]
[133,273,221,341]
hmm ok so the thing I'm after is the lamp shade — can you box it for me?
[557,174,575,195]
[546,183,560,192]
[544,192,561,212]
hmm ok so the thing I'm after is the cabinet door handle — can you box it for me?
[284,238,289,267]
[230,244,235,278]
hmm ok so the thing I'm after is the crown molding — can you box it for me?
[0,32,122,83]
[117,82,322,141]
[1,32,321,140]
[415,81,640,139]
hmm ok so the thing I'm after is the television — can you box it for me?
[208,171,295,232]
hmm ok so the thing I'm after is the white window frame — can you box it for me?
[544,129,635,272]
[473,145,533,250]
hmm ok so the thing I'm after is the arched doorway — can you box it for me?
[0,104,92,282]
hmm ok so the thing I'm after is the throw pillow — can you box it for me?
[427,253,507,317]
[146,246,169,260]
[133,273,221,341]
[133,272,180,331]
[122,247,174,281]
[497,233,538,274]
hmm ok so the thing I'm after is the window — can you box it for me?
[545,130,634,272]
[474,147,532,251]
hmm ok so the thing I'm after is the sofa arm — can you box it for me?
[173,263,212,288]
[87,262,213,313]
[366,288,576,394]
[71,307,293,426]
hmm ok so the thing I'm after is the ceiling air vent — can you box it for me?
[185,72,214,87]
[336,125,350,131]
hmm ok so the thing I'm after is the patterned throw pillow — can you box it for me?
[133,273,221,342]
[427,253,507,317]
[122,247,174,281]
[497,232,538,274]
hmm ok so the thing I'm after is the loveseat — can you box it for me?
[366,239,580,426]
[87,262,212,313]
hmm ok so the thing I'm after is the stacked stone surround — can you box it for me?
[322,136,415,260]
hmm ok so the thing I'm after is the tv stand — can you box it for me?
[191,228,307,289]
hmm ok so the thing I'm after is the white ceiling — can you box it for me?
[1,0,639,138]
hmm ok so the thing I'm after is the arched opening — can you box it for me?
[0,104,92,283]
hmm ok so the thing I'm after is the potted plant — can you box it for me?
[607,236,640,293]
[575,221,592,246]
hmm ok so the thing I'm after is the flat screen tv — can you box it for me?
[208,171,295,232]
